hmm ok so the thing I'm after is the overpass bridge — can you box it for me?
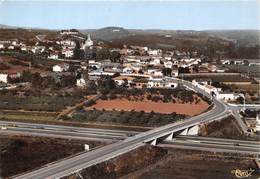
[14,97,229,179]
[12,78,258,179]
[17,77,255,179]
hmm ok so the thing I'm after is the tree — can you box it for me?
[110,51,121,63]
[86,80,97,93]
[96,48,110,60]
[73,41,83,59]
[178,67,190,73]
[122,79,128,88]
[97,77,116,94]
[21,71,33,82]
[243,60,249,66]
[236,96,244,104]
[162,68,172,76]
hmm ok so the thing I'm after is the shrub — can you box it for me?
[85,99,96,107]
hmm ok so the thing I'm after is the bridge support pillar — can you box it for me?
[180,128,189,135]
[165,132,174,141]
[180,125,199,136]
[187,125,199,135]
[150,139,157,146]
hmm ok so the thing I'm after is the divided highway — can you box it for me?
[14,98,229,179]
[14,79,253,179]
[161,136,260,155]
[0,121,138,141]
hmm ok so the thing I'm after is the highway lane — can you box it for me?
[13,79,232,179]
[0,121,140,141]
[0,120,139,136]
[0,127,126,141]
[14,98,229,179]
[160,138,260,155]
[176,135,260,147]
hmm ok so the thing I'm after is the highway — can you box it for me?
[14,97,229,179]
[0,120,138,141]
[160,136,260,155]
[3,121,258,155]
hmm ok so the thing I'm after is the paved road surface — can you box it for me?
[161,136,260,155]
[14,98,229,179]
[0,120,138,141]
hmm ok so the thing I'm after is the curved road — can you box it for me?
[14,80,229,179]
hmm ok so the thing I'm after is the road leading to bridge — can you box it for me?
[161,136,260,155]
[14,96,229,179]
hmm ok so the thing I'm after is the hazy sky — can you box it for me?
[0,0,259,30]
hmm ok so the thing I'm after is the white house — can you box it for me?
[76,78,86,87]
[217,93,237,101]
[164,61,173,68]
[60,30,79,35]
[123,67,134,74]
[89,62,101,70]
[149,58,161,65]
[88,70,115,76]
[31,46,45,54]
[8,45,15,50]
[171,68,179,77]
[0,73,8,83]
[0,44,4,49]
[222,60,230,65]
[164,56,172,61]
[62,49,74,58]
[147,68,163,77]
[113,76,135,86]
[48,53,59,60]
[147,77,178,89]
[20,46,27,51]
[60,40,76,47]
[53,63,70,72]
[192,79,219,96]
[0,72,21,83]
[148,49,162,56]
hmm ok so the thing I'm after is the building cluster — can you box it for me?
[0,32,243,94]
[192,79,244,102]
[0,29,258,102]
[0,29,94,60]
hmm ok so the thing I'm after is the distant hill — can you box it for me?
[80,27,129,41]
[0,24,18,29]
[0,24,259,48]
[204,30,260,47]
[80,27,259,48]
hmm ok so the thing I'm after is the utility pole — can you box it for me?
[29,61,31,71]
[243,96,246,112]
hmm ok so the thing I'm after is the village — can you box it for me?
[0,29,258,105]
[1,1,260,178]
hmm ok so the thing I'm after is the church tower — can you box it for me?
[81,34,93,82]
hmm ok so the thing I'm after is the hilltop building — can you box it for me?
[82,34,93,49]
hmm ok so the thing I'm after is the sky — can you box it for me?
[0,0,259,30]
